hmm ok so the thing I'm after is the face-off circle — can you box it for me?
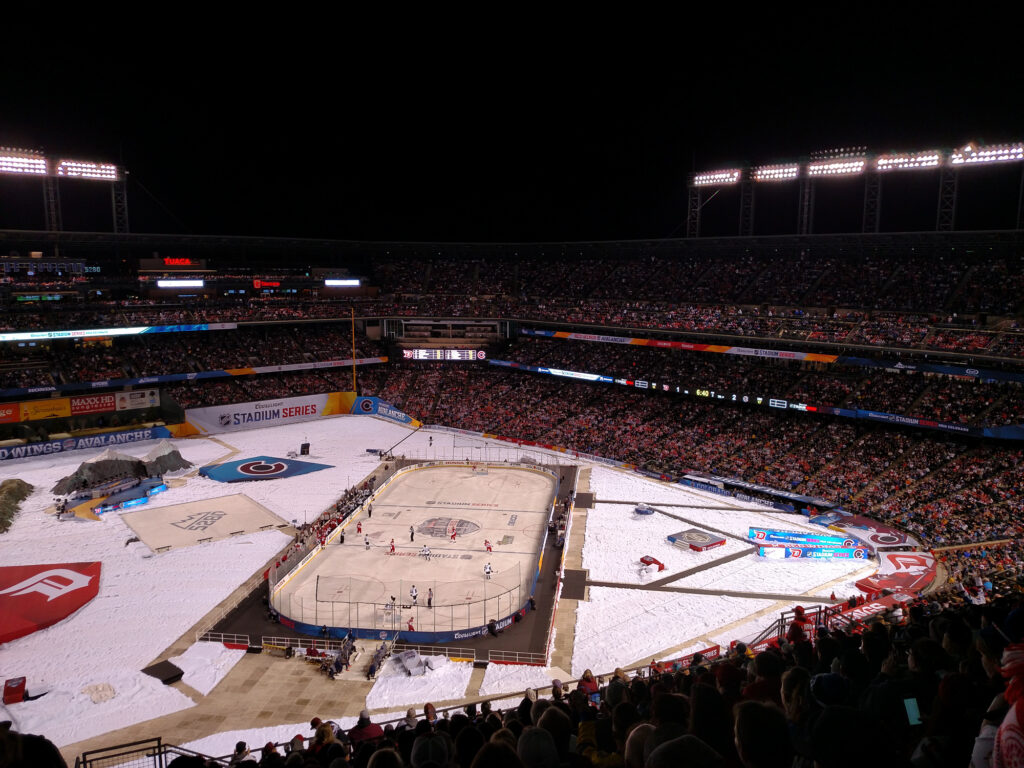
[238,460,288,476]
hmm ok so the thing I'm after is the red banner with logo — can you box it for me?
[0,562,101,644]
[0,402,19,424]
[70,394,117,416]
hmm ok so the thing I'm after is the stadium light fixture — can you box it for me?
[56,159,118,181]
[693,169,741,186]
[156,279,204,288]
[809,146,867,161]
[807,159,866,177]
[324,279,361,287]
[875,151,942,172]
[753,164,799,182]
[950,142,1024,166]
[0,147,47,176]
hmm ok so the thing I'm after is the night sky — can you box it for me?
[1,25,1020,242]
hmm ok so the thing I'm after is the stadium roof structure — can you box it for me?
[687,142,1024,238]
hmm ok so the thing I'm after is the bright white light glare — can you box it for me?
[56,159,118,180]
[156,279,204,288]
[693,169,741,186]
[876,151,941,171]
[753,164,799,182]
[324,279,361,286]
[0,149,47,175]
[807,159,866,177]
[950,143,1024,165]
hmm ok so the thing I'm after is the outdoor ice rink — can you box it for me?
[272,463,558,634]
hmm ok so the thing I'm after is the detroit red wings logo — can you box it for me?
[0,562,101,644]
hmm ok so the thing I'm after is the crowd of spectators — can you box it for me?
[152,586,1024,768]
[4,271,1024,360]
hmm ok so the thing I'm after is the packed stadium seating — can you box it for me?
[5,243,1024,768]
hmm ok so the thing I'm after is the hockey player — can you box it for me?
[410,525,415,542]
[364,534,370,550]
[484,563,492,580]
[427,587,433,609]
[450,528,457,543]
[389,538,396,555]
[357,521,362,534]
[484,539,492,553]
[410,585,418,605]
[420,545,431,561]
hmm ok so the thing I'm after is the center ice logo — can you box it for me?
[417,517,481,538]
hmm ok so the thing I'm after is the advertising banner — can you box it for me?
[70,393,117,415]
[748,528,858,548]
[180,392,356,435]
[20,398,71,421]
[757,545,870,560]
[0,426,173,461]
[350,397,422,427]
[0,402,19,424]
[115,389,160,411]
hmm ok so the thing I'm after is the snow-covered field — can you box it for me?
[0,416,881,753]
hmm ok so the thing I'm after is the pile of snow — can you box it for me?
[478,663,556,697]
[169,641,247,696]
[365,654,473,711]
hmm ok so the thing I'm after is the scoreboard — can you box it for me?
[403,349,487,361]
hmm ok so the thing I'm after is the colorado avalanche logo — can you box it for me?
[843,539,856,548]
[238,460,288,477]
[854,548,865,558]
[359,399,375,413]
[867,531,903,545]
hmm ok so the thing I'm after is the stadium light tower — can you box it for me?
[686,169,741,238]
[939,142,1024,230]
[688,140,1024,236]
[0,147,128,236]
